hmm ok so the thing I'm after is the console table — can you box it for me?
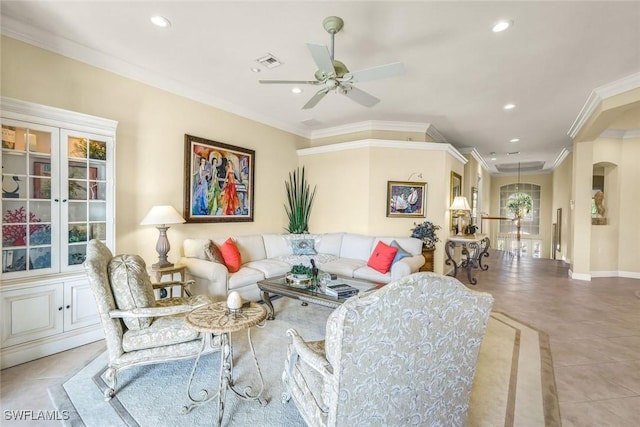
[444,235,490,285]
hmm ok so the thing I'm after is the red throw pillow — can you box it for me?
[220,238,242,273]
[367,241,398,274]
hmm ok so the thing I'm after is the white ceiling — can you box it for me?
[2,1,639,175]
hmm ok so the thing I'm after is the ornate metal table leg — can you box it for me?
[228,326,267,405]
[217,332,231,427]
[182,334,219,414]
[261,290,275,320]
[444,240,458,277]
[478,237,491,271]
[466,242,480,285]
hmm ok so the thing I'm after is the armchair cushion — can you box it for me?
[122,315,200,352]
[108,254,156,330]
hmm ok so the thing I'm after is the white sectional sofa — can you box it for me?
[180,233,425,302]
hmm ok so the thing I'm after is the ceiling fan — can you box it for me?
[259,16,405,109]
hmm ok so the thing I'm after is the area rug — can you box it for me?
[49,298,561,426]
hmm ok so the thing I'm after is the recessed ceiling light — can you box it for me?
[250,67,261,73]
[510,138,520,143]
[490,157,497,161]
[492,20,512,33]
[503,103,516,110]
[150,15,171,28]
[291,87,303,94]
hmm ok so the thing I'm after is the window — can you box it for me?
[499,183,540,235]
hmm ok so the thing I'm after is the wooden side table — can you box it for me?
[183,302,267,425]
[151,263,186,282]
[419,248,435,272]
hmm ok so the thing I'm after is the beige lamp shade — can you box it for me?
[140,205,185,226]
[140,205,184,269]
[449,196,471,212]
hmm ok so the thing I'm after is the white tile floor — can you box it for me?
[1,250,639,426]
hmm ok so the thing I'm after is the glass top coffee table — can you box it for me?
[257,275,383,320]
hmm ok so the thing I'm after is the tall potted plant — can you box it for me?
[284,167,317,234]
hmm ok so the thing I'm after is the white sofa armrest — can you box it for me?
[181,258,229,298]
[390,255,425,280]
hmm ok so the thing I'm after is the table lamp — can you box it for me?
[450,196,471,236]
[140,205,185,268]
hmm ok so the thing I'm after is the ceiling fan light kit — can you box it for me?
[259,16,405,109]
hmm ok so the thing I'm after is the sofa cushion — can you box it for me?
[227,267,266,291]
[375,237,423,256]
[184,238,210,260]
[234,235,267,263]
[321,258,366,278]
[108,254,156,330]
[220,238,242,273]
[367,241,398,274]
[339,234,375,261]
[389,240,411,264]
[204,240,225,264]
[276,253,339,267]
[263,234,292,258]
[244,259,291,279]
[315,233,343,257]
[353,265,393,283]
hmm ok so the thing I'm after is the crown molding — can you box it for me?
[457,147,491,172]
[297,139,468,164]
[551,147,572,170]
[309,121,433,140]
[1,96,118,134]
[600,129,640,139]
[568,72,640,139]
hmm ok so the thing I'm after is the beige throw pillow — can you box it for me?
[108,254,156,330]
[204,240,225,264]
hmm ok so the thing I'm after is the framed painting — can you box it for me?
[386,181,427,218]
[556,208,562,251]
[184,134,255,223]
[450,172,462,230]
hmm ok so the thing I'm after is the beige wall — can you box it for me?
[489,173,554,259]
[299,142,465,274]
[552,152,573,262]
[1,37,306,265]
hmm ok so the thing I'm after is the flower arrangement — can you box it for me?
[411,220,441,249]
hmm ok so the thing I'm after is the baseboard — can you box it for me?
[591,270,640,279]
[1,326,104,369]
[569,270,591,281]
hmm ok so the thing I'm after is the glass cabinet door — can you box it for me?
[60,130,112,271]
[2,121,59,276]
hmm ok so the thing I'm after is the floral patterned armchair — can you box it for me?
[282,272,494,427]
[83,239,218,400]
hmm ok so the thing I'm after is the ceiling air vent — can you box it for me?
[256,53,283,69]
[495,161,545,173]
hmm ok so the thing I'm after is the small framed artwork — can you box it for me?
[386,181,427,218]
[184,134,255,223]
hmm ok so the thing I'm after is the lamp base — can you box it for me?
[152,260,174,270]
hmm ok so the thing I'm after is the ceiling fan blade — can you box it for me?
[342,62,405,83]
[302,88,330,110]
[342,86,380,107]
[259,80,321,85]
[306,43,336,77]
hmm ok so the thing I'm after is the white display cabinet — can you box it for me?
[1,97,116,368]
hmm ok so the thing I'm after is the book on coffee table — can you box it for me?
[325,283,359,298]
